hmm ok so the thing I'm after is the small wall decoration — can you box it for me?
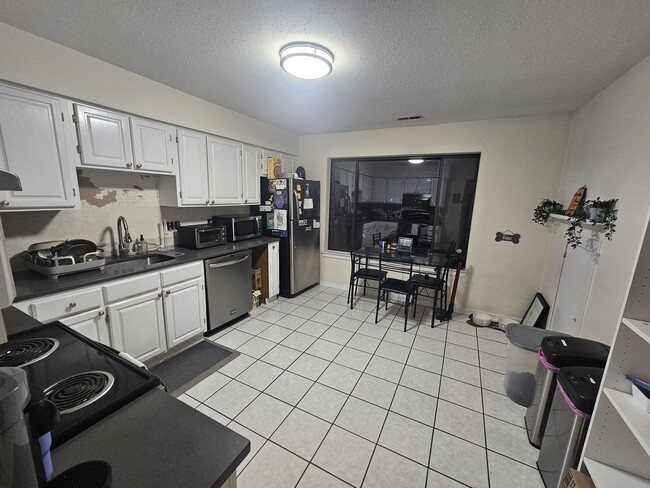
[565,186,587,216]
[495,230,520,244]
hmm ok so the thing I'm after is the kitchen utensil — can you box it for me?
[27,240,66,252]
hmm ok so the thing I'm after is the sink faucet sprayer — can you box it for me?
[117,216,133,256]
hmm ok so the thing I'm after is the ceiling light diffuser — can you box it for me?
[409,159,424,164]
[280,42,334,80]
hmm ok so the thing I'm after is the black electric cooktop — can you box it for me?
[1,321,160,448]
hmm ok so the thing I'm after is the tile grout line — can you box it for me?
[193,291,519,487]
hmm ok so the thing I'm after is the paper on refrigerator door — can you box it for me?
[304,198,314,209]
[274,209,287,231]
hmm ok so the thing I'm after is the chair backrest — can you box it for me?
[378,253,413,279]
[372,233,382,245]
[438,251,458,284]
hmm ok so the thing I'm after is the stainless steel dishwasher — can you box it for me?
[204,251,251,332]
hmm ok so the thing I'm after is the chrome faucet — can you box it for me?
[117,216,133,256]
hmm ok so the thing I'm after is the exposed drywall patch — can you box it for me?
[77,172,118,208]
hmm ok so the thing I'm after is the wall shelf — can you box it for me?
[549,213,605,226]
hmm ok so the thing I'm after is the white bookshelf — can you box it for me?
[579,318,650,487]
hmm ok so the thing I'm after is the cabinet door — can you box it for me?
[0,85,77,209]
[131,117,175,174]
[386,178,404,203]
[59,308,111,347]
[404,178,418,194]
[177,129,209,206]
[417,178,432,194]
[372,178,387,202]
[241,145,261,205]
[207,136,242,205]
[163,277,206,348]
[268,242,280,298]
[107,291,166,362]
[361,175,373,202]
[261,150,282,177]
[75,104,133,170]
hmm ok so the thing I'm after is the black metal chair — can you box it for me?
[374,254,417,331]
[348,251,387,309]
[372,233,382,245]
[410,252,457,327]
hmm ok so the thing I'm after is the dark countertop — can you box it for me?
[2,306,250,487]
[52,389,249,488]
[14,236,279,301]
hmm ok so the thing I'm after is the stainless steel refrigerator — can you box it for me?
[258,177,320,297]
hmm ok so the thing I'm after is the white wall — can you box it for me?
[540,55,650,345]
[0,22,299,154]
[300,113,573,318]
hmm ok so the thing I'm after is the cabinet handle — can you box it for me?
[205,200,210,205]
[165,290,171,296]
[211,200,215,204]
[69,302,77,308]
[126,162,133,168]
[157,292,163,298]
[98,310,105,316]
[135,163,142,169]
[0,200,9,207]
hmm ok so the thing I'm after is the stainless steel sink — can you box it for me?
[106,253,175,266]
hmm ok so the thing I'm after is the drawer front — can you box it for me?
[103,272,161,304]
[29,287,103,322]
[160,262,204,287]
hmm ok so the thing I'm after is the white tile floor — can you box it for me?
[178,285,544,488]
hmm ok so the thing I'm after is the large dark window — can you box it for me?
[328,155,480,260]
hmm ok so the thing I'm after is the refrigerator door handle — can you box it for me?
[293,190,301,219]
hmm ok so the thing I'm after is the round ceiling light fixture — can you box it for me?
[408,159,425,164]
[280,42,334,80]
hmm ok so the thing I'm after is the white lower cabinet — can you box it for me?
[15,261,207,364]
[268,242,280,299]
[107,290,167,363]
[59,308,111,346]
[163,276,206,348]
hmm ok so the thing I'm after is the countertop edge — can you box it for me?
[14,237,280,301]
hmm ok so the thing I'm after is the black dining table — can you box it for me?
[352,246,450,270]
[352,246,458,325]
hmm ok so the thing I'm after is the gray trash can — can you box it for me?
[525,336,609,448]
[537,366,603,488]
[504,324,569,407]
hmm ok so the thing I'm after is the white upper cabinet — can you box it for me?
[0,85,78,210]
[386,178,404,203]
[261,149,282,178]
[207,136,242,205]
[75,104,133,170]
[372,177,387,202]
[177,129,209,205]
[242,145,261,205]
[131,117,175,174]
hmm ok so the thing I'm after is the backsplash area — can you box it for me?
[2,169,248,271]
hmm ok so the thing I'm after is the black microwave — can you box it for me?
[177,224,227,249]
[211,215,262,242]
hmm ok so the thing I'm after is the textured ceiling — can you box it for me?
[2,1,650,135]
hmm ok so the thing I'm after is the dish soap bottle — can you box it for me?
[136,234,148,254]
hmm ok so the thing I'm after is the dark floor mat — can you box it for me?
[150,340,237,396]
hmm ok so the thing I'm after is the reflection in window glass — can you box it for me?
[328,155,480,263]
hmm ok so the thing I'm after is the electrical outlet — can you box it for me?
[166,221,174,231]
[174,221,180,229]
